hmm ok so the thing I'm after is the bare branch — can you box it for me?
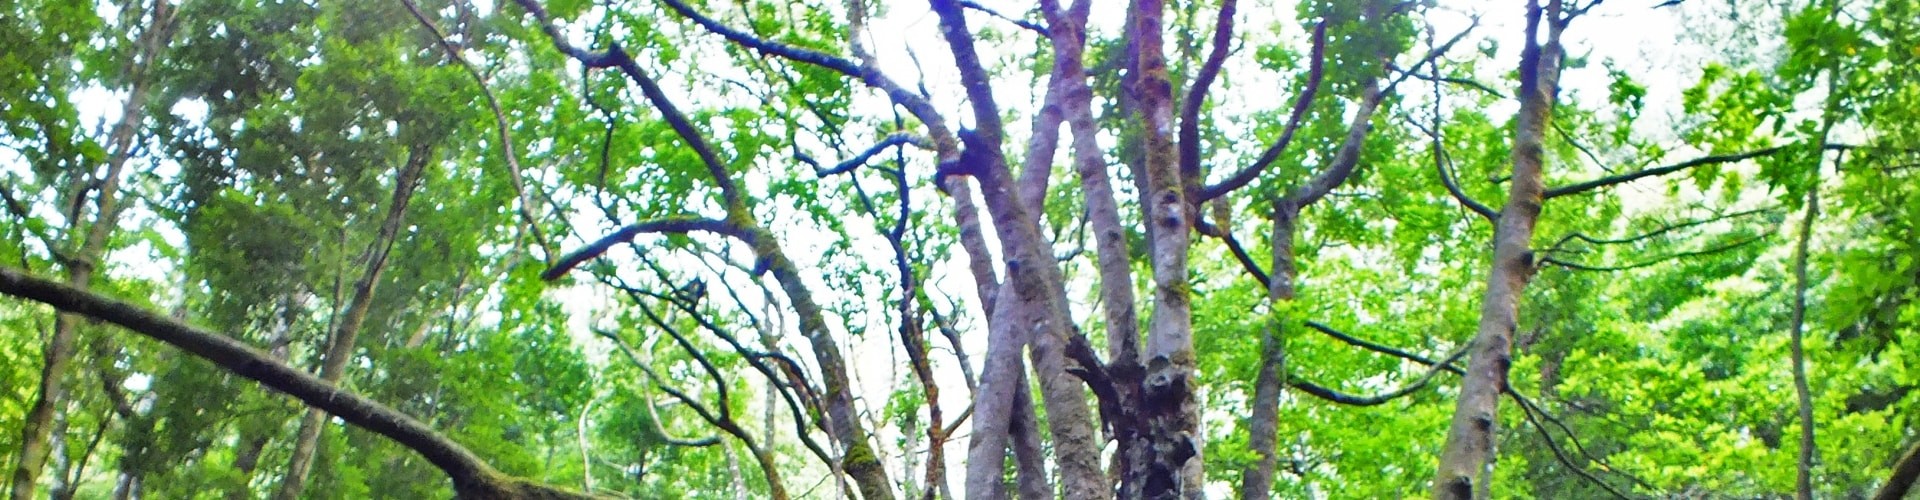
[1542,207,1774,254]
[543,217,747,281]
[512,0,745,208]
[1539,233,1769,272]
[1407,115,1498,220]
[1383,19,1478,95]
[1509,388,1631,499]
[1196,221,1270,287]
[1286,80,1385,208]
[959,0,1049,37]
[809,133,928,177]
[1543,143,1852,199]
[1303,321,1463,375]
[1288,346,1467,406]
[595,329,724,448]
[652,0,862,75]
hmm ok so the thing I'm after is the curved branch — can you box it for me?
[1509,388,1631,499]
[960,0,1049,37]
[1539,233,1768,272]
[595,329,723,448]
[0,267,587,498]
[543,217,747,281]
[1196,221,1269,288]
[1287,346,1467,406]
[1286,80,1384,208]
[652,0,862,75]
[1407,87,1497,220]
[1303,321,1463,375]
[1542,143,1852,199]
[811,133,926,177]
[1198,21,1326,202]
[401,0,554,263]
[1177,0,1237,185]
[1557,207,1774,249]
[513,0,744,208]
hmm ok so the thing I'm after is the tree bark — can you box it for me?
[273,143,433,500]
[1435,1,1564,498]
[924,1,1106,497]
[1241,204,1299,499]
[1789,168,1822,500]
[1121,0,1202,498]
[0,267,597,498]
[1875,440,1920,500]
[9,4,171,497]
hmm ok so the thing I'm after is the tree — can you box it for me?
[4,0,1920,498]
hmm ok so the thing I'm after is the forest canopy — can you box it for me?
[2,0,1918,498]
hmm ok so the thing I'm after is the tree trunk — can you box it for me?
[1435,1,1564,498]
[1789,168,1821,500]
[1241,204,1299,498]
[273,144,432,500]
[9,4,171,497]
[1122,0,1202,498]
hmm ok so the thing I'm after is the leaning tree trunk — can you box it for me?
[9,4,172,497]
[1434,1,1565,498]
[273,144,432,500]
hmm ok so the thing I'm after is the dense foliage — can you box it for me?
[1,0,1917,498]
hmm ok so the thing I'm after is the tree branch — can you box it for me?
[959,0,1049,37]
[1874,441,1920,500]
[1178,0,1236,186]
[401,0,554,263]
[1303,321,1463,375]
[808,133,927,177]
[651,0,862,76]
[1287,346,1467,406]
[0,267,587,498]
[1198,21,1326,202]
[543,217,747,281]
[1543,143,1851,199]
[1539,233,1768,272]
[1286,79,1384,208]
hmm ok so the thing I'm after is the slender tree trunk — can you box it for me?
[1789,170,1821,500]
[1241,204,1299,499]
[9,5,171,496]
[1007,369,1049,500]
[273,144,432,500]
[1435,2,1564,498]
[964,286,1027,499]
[756,244,896,500]
[46,410,72,500]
